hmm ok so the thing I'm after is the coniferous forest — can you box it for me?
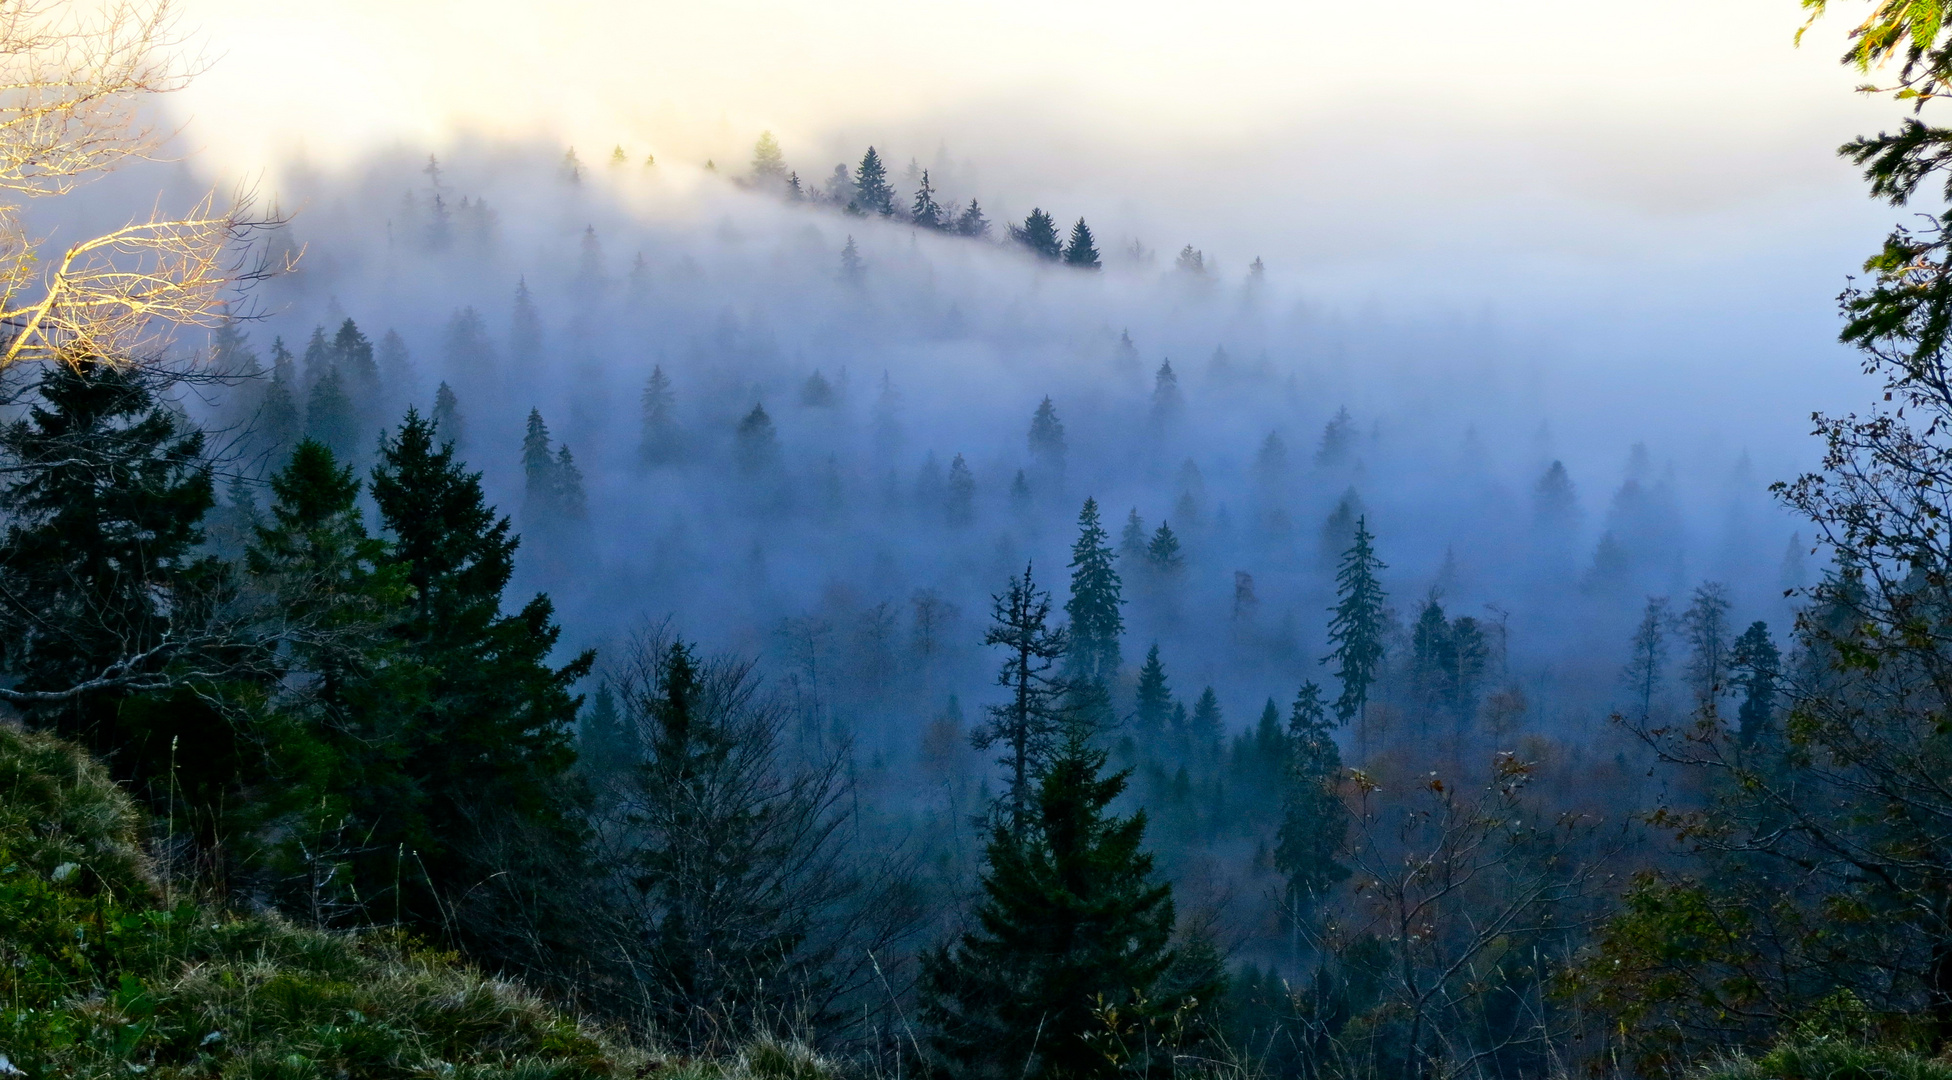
[7,3,1952,1079]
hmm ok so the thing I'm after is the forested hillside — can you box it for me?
[7,1,1952,1079]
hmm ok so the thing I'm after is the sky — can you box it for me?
[159,0,1914,452]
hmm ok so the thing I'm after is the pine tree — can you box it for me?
[956,199,991,238]
[1121,507,1149,561]
[1028,396,1066,474]
[1189,686,1223,760]
[521,408,557,517]
[553,445,587,522]
[305,365,357,463]
[368,408,595,970]
[1064,498,1124,686]
[1013,208,1062,260]
[1134,644,1173,740]
[920,731,1216,1080]
[1323,517,1387,746]
[1731,620,1780,751]
[640,365,683,465]
[976,563,1071,837]
[839,235,864,282]
[911,169,943,229]
[751,131,786,182]
[1063,218,1101,269]
[854,146,895,215]
[735,403,780,474]
[1147,522,1184,573]
[946,453,975,526]
[1150,359,1183,429]
[0,361,226,808]
[1273,682,1348,928]
[431,381,465,449]
[259,336,303,466]
[1623,596,1671,722]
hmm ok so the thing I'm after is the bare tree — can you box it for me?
[0,0,283,372]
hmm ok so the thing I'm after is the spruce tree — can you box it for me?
[1731,620,1780,751]
[1323,517,1387,747]
[1121,507,1149,561]
[368,408,595,970]
[302,324,332,389]
[1147,522,1184,573]
[1273,682,1349,929]
[510,277,543,366]
[638,366,682,465]
[521,407,557,516]
[975,562,1071,837]
[259,336,303,465]
[553,445,587,522]
[1063,218,1101,269]
[431,381,466,449]
[1064,498,1124,686]
[1150,359,1183,429]
[1189,686,1223,760]
[751,130,787,182]
[946,453,975,526]
[920,731,1216,1080]
[839,235,865,281]
[332,318,381,442]
[911,169,943,229]
[1028,396,1067,474]
[1013,208,1063,260]
[735,402,780,474]
[306,365,356,460]
[955,199,991,238]
[1134,643,1173,740]
[853,146,895,215]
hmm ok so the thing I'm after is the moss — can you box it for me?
[0,721,153,900]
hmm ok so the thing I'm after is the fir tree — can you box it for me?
[976,563,1071,837]
[1121,507,1149,561]
[640,365,683,465]
[553,445,587,522]
[431,381,465,449]
[911,169,944,229]
[1063,218,1101,269]
[578,681,633,780]
[1150,359,1183,429]
[368,409,595,970]
[510,278,542,366]
[0,361,227,815]
[751,131,786,182]
[305,365,357,461]
[1189,686,1223,760]
[1134,643,1173,740]
[1064,498,1124,686]
[1316,406,1356,467]
[377,328,412,400]
[332,318,381,442]
[1273,682,1348,930]
[955,199,991,239]
[1147,522,1185,573]
[521,408,557,516]
[302,324,332,389]
[735,403,780,474]
[1028,396,1066,474]
[920,731,1216,1080]
[839,235,865,282]
[946,453,975,527]
[1731,620,1780,751]
[854,146,895,215]
[259,336,303,466]
[1323,517,1387,745]
[1013,208,1062,260]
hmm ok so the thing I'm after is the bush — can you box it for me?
[1705,1041,1952,1080]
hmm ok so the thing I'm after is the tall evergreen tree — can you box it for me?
[1273,682,1348,932]
[1323,517,1387,747]
[919,731,1216,1080]
[976,562,1071,837]
[0,361,227,811]
[510,277,543,367]
[946,453,975,526]
[1731,620,1780,752]
[1134,643,1174,740]
[1064,498,1124,686]
[911,169,944,229]
[839,235,864,282]
[853,146,895,215]
[553,445,587,522]
[1028,396,1066,474]
[431,381,466,449]
[751,130,787,182]
[305,365,356,460]
[955,199,991,239]
[1013,208,1063,260]
[1063,217,1101,269]
[1121,507,1149,561]
[1150,359,1183,429]
[259,336,303,466]
[1147,522,1184,573]
[332,318,381,442]
[735,403,781,475]
[521,408,557,514]
[368,409,595,974]
[1188,686,1223,760]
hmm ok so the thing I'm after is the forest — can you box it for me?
[2,2,1949,1079]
